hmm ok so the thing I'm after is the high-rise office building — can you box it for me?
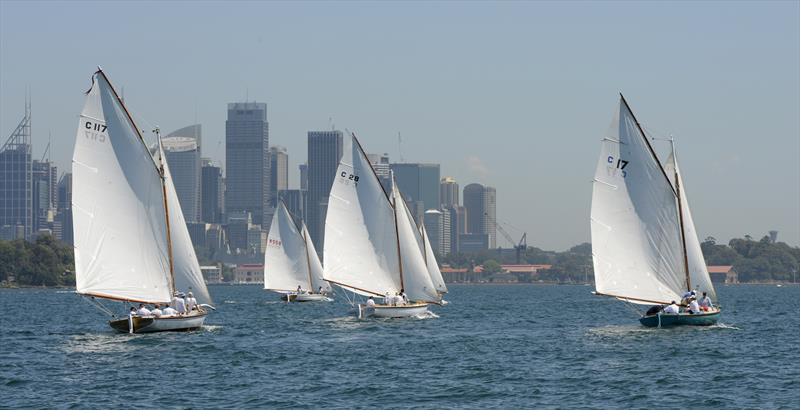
[463,183,496,248]
[424,209,451,256]
[390,163,440,221]
[56,173,73,244]
[307,130,343,252]
[440,176,459,207]
[269,146,288,207]
[446,205,467,253]
[0,105,32,240]
[298,163,308,191]
[225,102,270,225]
[163,124,201,222]
[201,158,224,224]
[366,153,391,191]
[32,160,57,233]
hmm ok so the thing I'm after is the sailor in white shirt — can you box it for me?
[162,306,178,316]
[662,301,680,314]
[171,292,187,314]
[366,296,376,307]
[385,292,393,306]
[150,304,163,318]
[688,298,701,314]
[185,292,198,312]
[136,304,151,316]
[680,290,696,305]
[699,292,713,310]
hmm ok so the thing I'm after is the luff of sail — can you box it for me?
[664,151,717,302]
[420,223,448,295]
[72,70,172,304]
[158,142,212,305]
[264,202,315,292]
[323,134,401,297]
[590,96,687,305]
[392,183,440,303]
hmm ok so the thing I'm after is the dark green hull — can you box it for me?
[639,310,720,327]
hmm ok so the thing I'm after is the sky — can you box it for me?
[1,0,798,250]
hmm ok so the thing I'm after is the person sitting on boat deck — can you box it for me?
[400,289,409,305]
[318,286,324,295]
[162,305,178,316]
[136,303,151,316]
[699,292,713,311]
[366,296,376,307]
[662,301,680,314]
[129,307,137,316]
[171,292,187,314]
[384,292,394,306]
[680,290,696,305]
[185,292,198,312]
[688,297,701,314]
[151,304,162,318]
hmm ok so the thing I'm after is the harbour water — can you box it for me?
[1,284,798,408]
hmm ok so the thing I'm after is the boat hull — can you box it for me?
[358,303,429,318]
[280,293,333,302]
[109,311,207,333]
[639,310,720,328]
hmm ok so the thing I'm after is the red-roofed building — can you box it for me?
[707,265,738,284]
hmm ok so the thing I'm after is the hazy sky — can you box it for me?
[1,1,798,250]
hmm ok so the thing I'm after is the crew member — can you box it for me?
[663,301,680,314]
[136,303,151,316]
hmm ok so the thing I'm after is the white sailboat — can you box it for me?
[264,201,332,302]
[590,95,719,327]
[323,133,440,318]
[419,222,448,301]
[73,68,212,333]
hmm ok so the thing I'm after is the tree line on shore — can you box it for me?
[2,233,798,286]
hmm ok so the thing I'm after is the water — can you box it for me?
[1,284,798,408]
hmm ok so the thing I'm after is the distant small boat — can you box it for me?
[590,95,720,327]
[263,201,332,302]
[73,69,213,333]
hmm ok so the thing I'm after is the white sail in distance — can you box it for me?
[392,184,440,303]
[590,96,687,305]
[72,70,172,304]
[158,142,212,305]
[420,223,448,295]
[264,202,316,292]
[302,223,331,293]
[323,134,401,297]
[663,150,717,302]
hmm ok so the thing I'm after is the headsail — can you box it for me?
[72,70,172,304]
[590,96,687,305]
[664,150,717,302]
[323,134,400,297]
[302,223,331,293]
[420,223,448,295]
[264,202,314,292]
[392,183,440,303]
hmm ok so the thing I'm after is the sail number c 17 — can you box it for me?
[607,155,628,177]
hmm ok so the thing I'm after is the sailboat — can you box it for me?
[263,201,332,302]
[419,222,448,302]
[323,133,440,318]
[73,68,213,333]
[590,95,720,327]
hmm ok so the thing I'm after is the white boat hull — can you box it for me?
[293,293,333,302]
[109,311,207,333]
[358,303,429,318]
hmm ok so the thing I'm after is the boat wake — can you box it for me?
[415,310,439,320]
[709,323,740,330]
[202,325,223,332]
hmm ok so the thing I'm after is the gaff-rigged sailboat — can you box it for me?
[73,68,213,333]
[323,133,440,318]
[590,95,720,327]
[263,201,332,302]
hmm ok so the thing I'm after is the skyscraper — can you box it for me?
[0,105,32,240]
[201,158,223,223]
[390,163,440,221]
[446,205,466,253]
[463,183,496,248]
[424,209,451,255]
[163,124,201,222]
[298,163,308,191]
[269,146,288,207]
[225,102,270,225]
[440,176,459,207]
[56,173,73,244]
[307,130,343,251]
[32,160,57,233]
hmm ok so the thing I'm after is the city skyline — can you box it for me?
[1,1,798,250]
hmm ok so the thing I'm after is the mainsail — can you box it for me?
[420,223,448,295]
[323,134,401,297]
[590,96,688,305]
[73,70,172,304]
[264,202,321,293]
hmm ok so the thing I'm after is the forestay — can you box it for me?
[159,143,212,305]
[420,224,448,295]
[392,184,440,303]
[323,135,401,297]
[72,71,172,304]
[264,202,313,292]
[664,152,717,302]
[590,97,687,305]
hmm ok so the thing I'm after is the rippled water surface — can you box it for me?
[1,284,798,408]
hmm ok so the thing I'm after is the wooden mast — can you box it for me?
[671,141,691,292]
[156,130,177,295]
[392,184,405,292]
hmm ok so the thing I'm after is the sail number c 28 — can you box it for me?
[606,156,628,177]
[339,171,359,185]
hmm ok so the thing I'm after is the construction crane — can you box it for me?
[485,213,527,264]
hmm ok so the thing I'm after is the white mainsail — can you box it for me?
[664,151,717,302]
[392,183,440,303]
[302,223,331,293]
[590,96,688,305]
[158,143,212,305]
[323,134,401,297]
[264,202,315,292]
[420,223,448,295]
[73,70,172,304]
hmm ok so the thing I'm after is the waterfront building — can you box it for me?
[225,102,270,225]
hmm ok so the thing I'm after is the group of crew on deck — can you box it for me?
[296,285,326,295]
[648,290,715,316]
[365,290,409,307]
[128,291,201,318]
